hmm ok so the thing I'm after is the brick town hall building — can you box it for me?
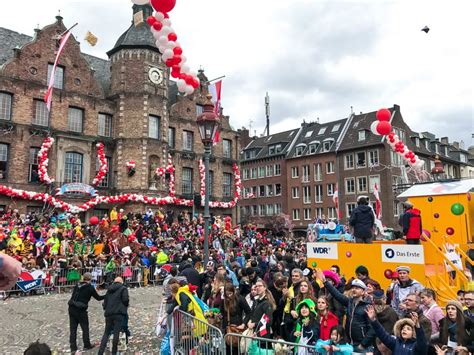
[0,4,240,220]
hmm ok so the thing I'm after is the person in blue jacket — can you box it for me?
[315,325,354,355]
[365,304,427,354]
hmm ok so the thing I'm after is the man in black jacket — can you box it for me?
[68,272,105,353]
[316,270,376,352]
[98,277,129,355]
[349,196,375,243]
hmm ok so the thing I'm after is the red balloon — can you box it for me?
[391,271,399,279]
[345,251,352,258]
[384,269,393,279]
[376,121,392,135]
[376,108,391,121]
[171,69,180,78]
[150,0,176,13]
[446,227,455,235]
[421,229,431,241]
[147,16,156,26]
[152,21,163,31]
[191,78,200,89]
[173,46,183,55]
[168,33,178,41]
[89,216,99,225]
[165,59,174,67]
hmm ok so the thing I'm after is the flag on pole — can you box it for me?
[208,80,222,144]
[373,183,381,219]
[44,30,72,111]
[332,183,341,221]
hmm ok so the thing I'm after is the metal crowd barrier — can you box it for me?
[0,264,169,300]
[171,309,225,354]
[224,332,318,354]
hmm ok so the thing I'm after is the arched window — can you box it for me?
[64,152,83,183]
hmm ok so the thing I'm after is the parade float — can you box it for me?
[307,109,474,304]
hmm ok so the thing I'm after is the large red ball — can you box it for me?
[384,269,393,279]
[376,108,391,121]
[376,121,392,135]
[89,216,99,225]
[150,0,176,13]
[446,227,455,235]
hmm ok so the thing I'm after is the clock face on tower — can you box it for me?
[148,67,164,85]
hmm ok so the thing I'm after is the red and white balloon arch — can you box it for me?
[0,138,241,213]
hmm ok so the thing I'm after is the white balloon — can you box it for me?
[132,0,149,4]
[161,26,172,36]
[180,54,187,64]
[370,121,380,135]
[154,12,165,21]
[184,85,194,95]
[158,45,167,54]
[162,19,172,27]
[158,35,169,46]
[177,79,186,91]
[166,41,177,49]
[162,48,174,61]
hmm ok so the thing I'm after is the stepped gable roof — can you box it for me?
[287,118,347,158]
[242,128,299,161]
[0,26,111,94]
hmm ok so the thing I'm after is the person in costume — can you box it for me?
[170,282,207,337]
[293,298,320,354]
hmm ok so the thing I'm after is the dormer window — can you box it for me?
[425,140,430,150]
[435,144,439,154]
[318,127,327,135]
[308,141,320,154]
[358,130,366,141]
[295,145,305,156]
[415,137,420,147]
[444,146,449,156]
[245,150,257,159]
[460,154,467,163]
[322,139,333,152]
[269,143,282,155]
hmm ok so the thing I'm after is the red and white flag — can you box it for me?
[208,80,222,145]
[258,313,270,337]
[332,183,341,220]
[44,30,72,111]
[373,183,381,219]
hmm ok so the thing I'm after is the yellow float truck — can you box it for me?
[307,179,474,304]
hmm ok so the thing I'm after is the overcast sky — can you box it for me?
[1,0,472,148]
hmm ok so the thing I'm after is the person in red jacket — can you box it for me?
[399,201,422,245]
[317,296,339,340]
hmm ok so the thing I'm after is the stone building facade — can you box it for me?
[0,5,240,220]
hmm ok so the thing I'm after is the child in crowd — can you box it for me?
[294,299,320,354]
[315,325,353,355]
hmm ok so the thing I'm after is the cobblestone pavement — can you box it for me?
[0,286,163,354]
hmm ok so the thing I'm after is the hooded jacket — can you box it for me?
[324,280,375,348]
[68,282,104,311]
[349,204,375,239]
[399,208,422,239]
[371,318,427,355]
[391,279,424,316]
[103,282,129,317]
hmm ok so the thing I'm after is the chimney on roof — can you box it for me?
[452,141,459,149]
[440,137,449,144]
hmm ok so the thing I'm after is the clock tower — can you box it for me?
[108,3,169,194]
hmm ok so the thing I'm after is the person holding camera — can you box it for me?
[68,272,105,353]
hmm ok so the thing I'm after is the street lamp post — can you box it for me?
[196,94,220,266]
